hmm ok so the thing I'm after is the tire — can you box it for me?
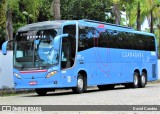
[139,72,147,88]
[72,73,86,94]
[98,84,115,90]
[132,72,139,88]
[35,88,47,96]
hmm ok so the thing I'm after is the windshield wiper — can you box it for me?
[21,64,26,70]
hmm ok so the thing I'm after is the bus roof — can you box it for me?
[79,19,155,37]
[18,20,67,32]
[18,19,155,37]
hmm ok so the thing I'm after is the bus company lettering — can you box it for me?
[122,51,144,58]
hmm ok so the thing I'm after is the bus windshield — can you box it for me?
[14,29,59,69]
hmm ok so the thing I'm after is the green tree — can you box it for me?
[61,0,108,22]
[0,0,6,45]
[126,0,144,30]
[21,0,42,22]
[122,0,149,30]
[52,0,61,19]
[112,0,121,25]
[157,18,160,55]
[5,0,19,41]
[12,0,42,33]
[0,0,6,29]
[38,0,52,22]
[143,0,160,33]
[136,1,141,31]
[124,0,160,32]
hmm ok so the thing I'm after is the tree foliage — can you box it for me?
[53,0,61,19]
[20,0,42,22]
[0,0,6,43]
[0,0,160,45]
[61,0,109,22]
[5,0,20,40]
[0,0,6,29]
[38,0,52,22]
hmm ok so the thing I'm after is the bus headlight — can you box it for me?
[46,71,57,78]
[13,72,21,79]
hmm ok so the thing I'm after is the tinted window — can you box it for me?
[78,26,95,51]
[78,26,156,51]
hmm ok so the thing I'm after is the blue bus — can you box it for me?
[2,19,158,95]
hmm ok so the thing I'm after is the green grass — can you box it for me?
[0,89,35,96]
[148,80,160,84]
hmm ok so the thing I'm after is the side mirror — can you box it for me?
[2,41,9,55]
[53,34,68,51]
[2,40,14,55]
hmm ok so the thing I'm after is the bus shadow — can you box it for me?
[22,86,130,97]
[23,84,154,97]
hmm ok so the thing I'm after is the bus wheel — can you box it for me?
[132,72,139,88]
[72,73,86,94]
[35,88,47,96]
[139,72,147,88]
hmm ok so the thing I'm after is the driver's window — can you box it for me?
[61,25,76,69]
[61,38,70,68]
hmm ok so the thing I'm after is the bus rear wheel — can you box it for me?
[35,88,47,96]
[139,72,147,88]
[72,73,86,94]
[132,72,140,88]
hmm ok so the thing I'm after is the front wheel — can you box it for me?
[72,73,86,94]
[35,88,47,96]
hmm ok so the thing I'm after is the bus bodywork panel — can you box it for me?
[76,48,157,86]
[6,20,158,90]
[13,67,77,89]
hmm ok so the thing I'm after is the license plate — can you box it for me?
[29,81,37,85]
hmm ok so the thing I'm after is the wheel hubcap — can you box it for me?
[141,75,146,84]
[78,78,83,90]
[134,75,138,85]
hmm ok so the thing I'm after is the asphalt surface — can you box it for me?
[0,83,159,105]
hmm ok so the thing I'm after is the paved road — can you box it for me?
[0,83,159,105]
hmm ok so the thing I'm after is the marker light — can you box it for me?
[13,72,21,79]
[98,24,105,28]
[46,71,57,78]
